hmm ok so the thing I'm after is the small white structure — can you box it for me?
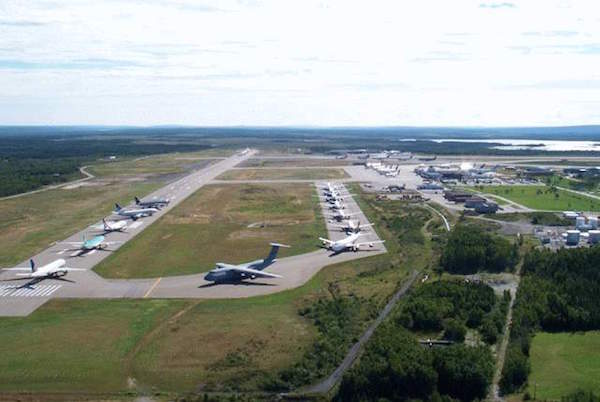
[563,211,579,219]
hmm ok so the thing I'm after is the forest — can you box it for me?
[501,247,600,394]
[397,281,510,345]
[440,225,519,274]
[336,324,494,402]
[0,134,212,196]
[335,281,504,402]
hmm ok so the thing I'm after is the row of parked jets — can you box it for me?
[1,196,170,285]
[319,182,385,253]
[2,183,384,287]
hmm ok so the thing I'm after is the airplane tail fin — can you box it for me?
[102,218,108,230]
[262,242,291,269]
[135,196,140,205]
[30,259,35,273]
[115,203,122,211]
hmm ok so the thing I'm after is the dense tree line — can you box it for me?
[501,247,600,394]
[397,281,509,345]
[0,158,84,196]
[336,324,495,402]
[440,225,519,274]
[0,135,212,196]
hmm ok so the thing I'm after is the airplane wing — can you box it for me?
[2,267,30,271]
[63,268,86,271]
[229,266,282,279]
[59,242,84,246]
[354,240,386,248]
[319,237,334,245]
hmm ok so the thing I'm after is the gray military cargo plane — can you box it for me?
[204,243,290,284]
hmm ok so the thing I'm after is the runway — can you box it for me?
[0,155,386,316]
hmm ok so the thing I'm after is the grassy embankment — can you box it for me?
[528,331,600,400]
[474,185,600,211]
[94,183,327,278]
[216,168,349,181]
[237,158,353,168]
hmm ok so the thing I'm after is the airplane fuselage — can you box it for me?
[31,259,68,278]
[83,235,105,250]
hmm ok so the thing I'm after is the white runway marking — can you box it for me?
[0,284,62,297]
[129,221,143,230]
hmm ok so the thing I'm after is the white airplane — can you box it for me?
[322,182,343,195]
[328,199,345,211]
[326,210,360,221]
[114,203,158,220]
[325,194,353,203]
[92,218,127,233]
[2,259,84,283]
[204,243,290,283]
[332,220,373,233]
[135,196,170,210]
[319,233,385,253]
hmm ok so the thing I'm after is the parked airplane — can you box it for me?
[135,196,170,210]
[204,243,290,283]
[2,258,84,282]
[114,203,158,220]
[319,233,385,253]
[332,220,373,233]
[325,194,353,203]
[92,218,127,233]
[326,210,360,221]
[59,234,120,256]
[328,199,345,211]
[322,182,342,196]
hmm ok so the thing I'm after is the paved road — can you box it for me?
[300,270,420,395]
[0,160,386,316]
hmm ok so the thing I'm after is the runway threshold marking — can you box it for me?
[0,284,62,297]
[144,277,162,298]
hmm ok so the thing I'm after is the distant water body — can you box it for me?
[400,139,600,152]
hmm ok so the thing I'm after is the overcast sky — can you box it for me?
[1,0,600,126]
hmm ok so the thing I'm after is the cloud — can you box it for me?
[479,2,516,9]
[522,30,579,37]
[502,80,600,90]
[0,58,141,70]
[0,20,47,27]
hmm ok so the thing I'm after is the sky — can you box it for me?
[1,0,600,126]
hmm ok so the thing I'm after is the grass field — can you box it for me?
[216,168,349,181]
[475,185,600,211]
[94,183,327,278]
[237,158,353,168]
[88,152,219,178]
[0,188,435,396]
[528,331,600,400]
